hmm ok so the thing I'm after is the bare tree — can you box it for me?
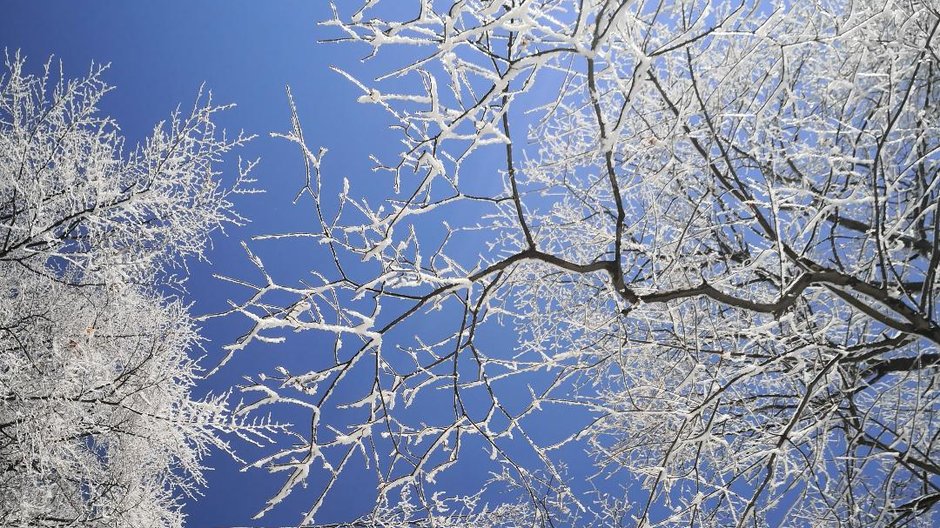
[0,54,280,527]
[224,1,940,526]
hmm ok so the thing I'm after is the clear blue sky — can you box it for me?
[0,2,407,526]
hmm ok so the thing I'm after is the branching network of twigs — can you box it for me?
[221,1,940,526]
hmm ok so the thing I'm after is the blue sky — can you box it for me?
[0,2,404,526]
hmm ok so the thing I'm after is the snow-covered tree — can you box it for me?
[0,54,279,527]
[225,1,940,526]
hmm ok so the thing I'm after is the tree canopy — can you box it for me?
[0,54,279,527]
[221,1,940,526]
